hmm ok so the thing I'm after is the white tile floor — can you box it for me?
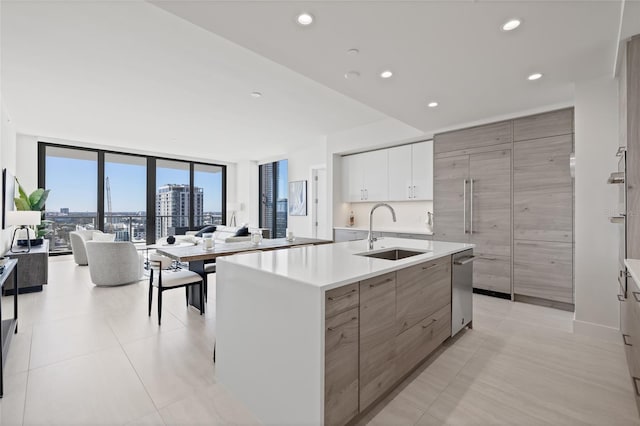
[0,255,637,425]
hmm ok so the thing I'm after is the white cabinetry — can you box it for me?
[342,150,388,202]
[387,141,433,201]
[344,141,433,203]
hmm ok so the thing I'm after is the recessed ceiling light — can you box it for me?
[347,48,359,55]
[380,70,393,79]
[428,102,439,108]
[296,13,314,26]
[527,73,543,81]
[501,19,521,31]
[344,71,360,79]
[251,91,262,98]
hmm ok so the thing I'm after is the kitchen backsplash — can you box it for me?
[340,200,433,231]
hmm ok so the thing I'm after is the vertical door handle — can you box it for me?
[408,186,411,199]
[413,185,417,199]
[463,179,468,234]
[470,178,474,235]
[365,189,368,200]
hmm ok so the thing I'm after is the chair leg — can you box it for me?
[213,342,216,363]
[203,275,208,303]
[158,288,163,326]
[185,286,189,306]
[148,282,153,317]
[199,281,205,315]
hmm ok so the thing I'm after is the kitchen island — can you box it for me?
[215,238,474,425]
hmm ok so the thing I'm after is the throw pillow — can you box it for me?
[195,225,217,237]
[234,226,249,237]
[92,232,116,242]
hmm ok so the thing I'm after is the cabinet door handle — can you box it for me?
[327,316,357,331]
[633,377,640,397]
[623,334,633,346]
[422,263,439,271]
[454,255,476,265]
[413,185,417,199]
[365,189,368,200]
[469,178,474,235]
[618,294,625,302]
[633,292,640,303]
[408,186,411,199]
[369,277,393,288]
[463,179,468,234]
[515,241,539,246]
[327,289,357,301]
[422,318,437,328]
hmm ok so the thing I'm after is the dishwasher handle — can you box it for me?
[454,255,476,265]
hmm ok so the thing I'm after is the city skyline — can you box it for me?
[44,156,223,212]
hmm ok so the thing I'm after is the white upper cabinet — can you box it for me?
[387,141,433,201]
[411,141,433,200]
[388,145,413,200]
[362,149,389,202]
[342,142,432,202]
[342,150,389,202]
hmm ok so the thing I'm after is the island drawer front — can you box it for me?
[396,256,451,334]
[359,272,397,410]
[395,303,451,380]
[326,283,359,318]
[325,307,359,426]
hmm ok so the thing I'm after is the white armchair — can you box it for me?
[85,241,143,286]
[70,230,104,265]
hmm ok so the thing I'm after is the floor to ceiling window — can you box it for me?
[104,153,146,242]
[41,146,98,252]
[38,142,226,252]
[155,159,191,239]
[194,164,225,227]
[259,159,288,238]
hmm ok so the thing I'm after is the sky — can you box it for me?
[45,156,223,213]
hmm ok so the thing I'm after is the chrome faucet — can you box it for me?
[368,203,397,249]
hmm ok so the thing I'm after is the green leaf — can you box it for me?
[15,178,30,206]
[32,189,50,211]
[14,197,30,211]
[29,188,45,209]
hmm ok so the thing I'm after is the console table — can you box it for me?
[3,240,49,295]
[0,259,18,397]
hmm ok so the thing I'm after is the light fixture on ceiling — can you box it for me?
[428,102,439,108]
[344,71,360,79]
[527,73,543,81]
[501,19,521,31]
[347,48,359,55]
[380,70,393,79]
[296,13,314,26]
[251,91,262,98]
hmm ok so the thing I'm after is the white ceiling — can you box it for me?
[153,0,629,134]
[0,1,386,162]
[2,1,639,163]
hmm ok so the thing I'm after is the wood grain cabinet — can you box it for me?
[433,149,512,294]
[434,108,574,305]
[513,240,573,305]
[358,272,397,410]
[396,257,450,334]
[325,307,359,426]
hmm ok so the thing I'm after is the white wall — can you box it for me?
[233,160,258,227]
[286,137,327,238]
[574,76,620,339]
[0,96,17,252]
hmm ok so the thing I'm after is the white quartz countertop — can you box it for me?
[334,226,434,236]
[625,259,640,286]
[217,238,473,290]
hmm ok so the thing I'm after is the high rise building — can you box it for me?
[156,184,203,237]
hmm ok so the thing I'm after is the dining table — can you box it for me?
[155,237,332,311]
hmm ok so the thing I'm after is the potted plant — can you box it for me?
[13,178,52,246]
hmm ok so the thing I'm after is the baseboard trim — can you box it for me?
[573,319,621,344]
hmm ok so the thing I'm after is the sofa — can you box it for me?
[184,225,253,244]
[70,230,105,265]
[85,241,144,286]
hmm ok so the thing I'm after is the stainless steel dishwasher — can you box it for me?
[452,249,475,336]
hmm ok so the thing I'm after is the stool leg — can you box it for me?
[158,288,163,326]
[185,286,189,306]
[199,281,205,315]
[148,282,153,317]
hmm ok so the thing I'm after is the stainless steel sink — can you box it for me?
[356,248,429,260]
